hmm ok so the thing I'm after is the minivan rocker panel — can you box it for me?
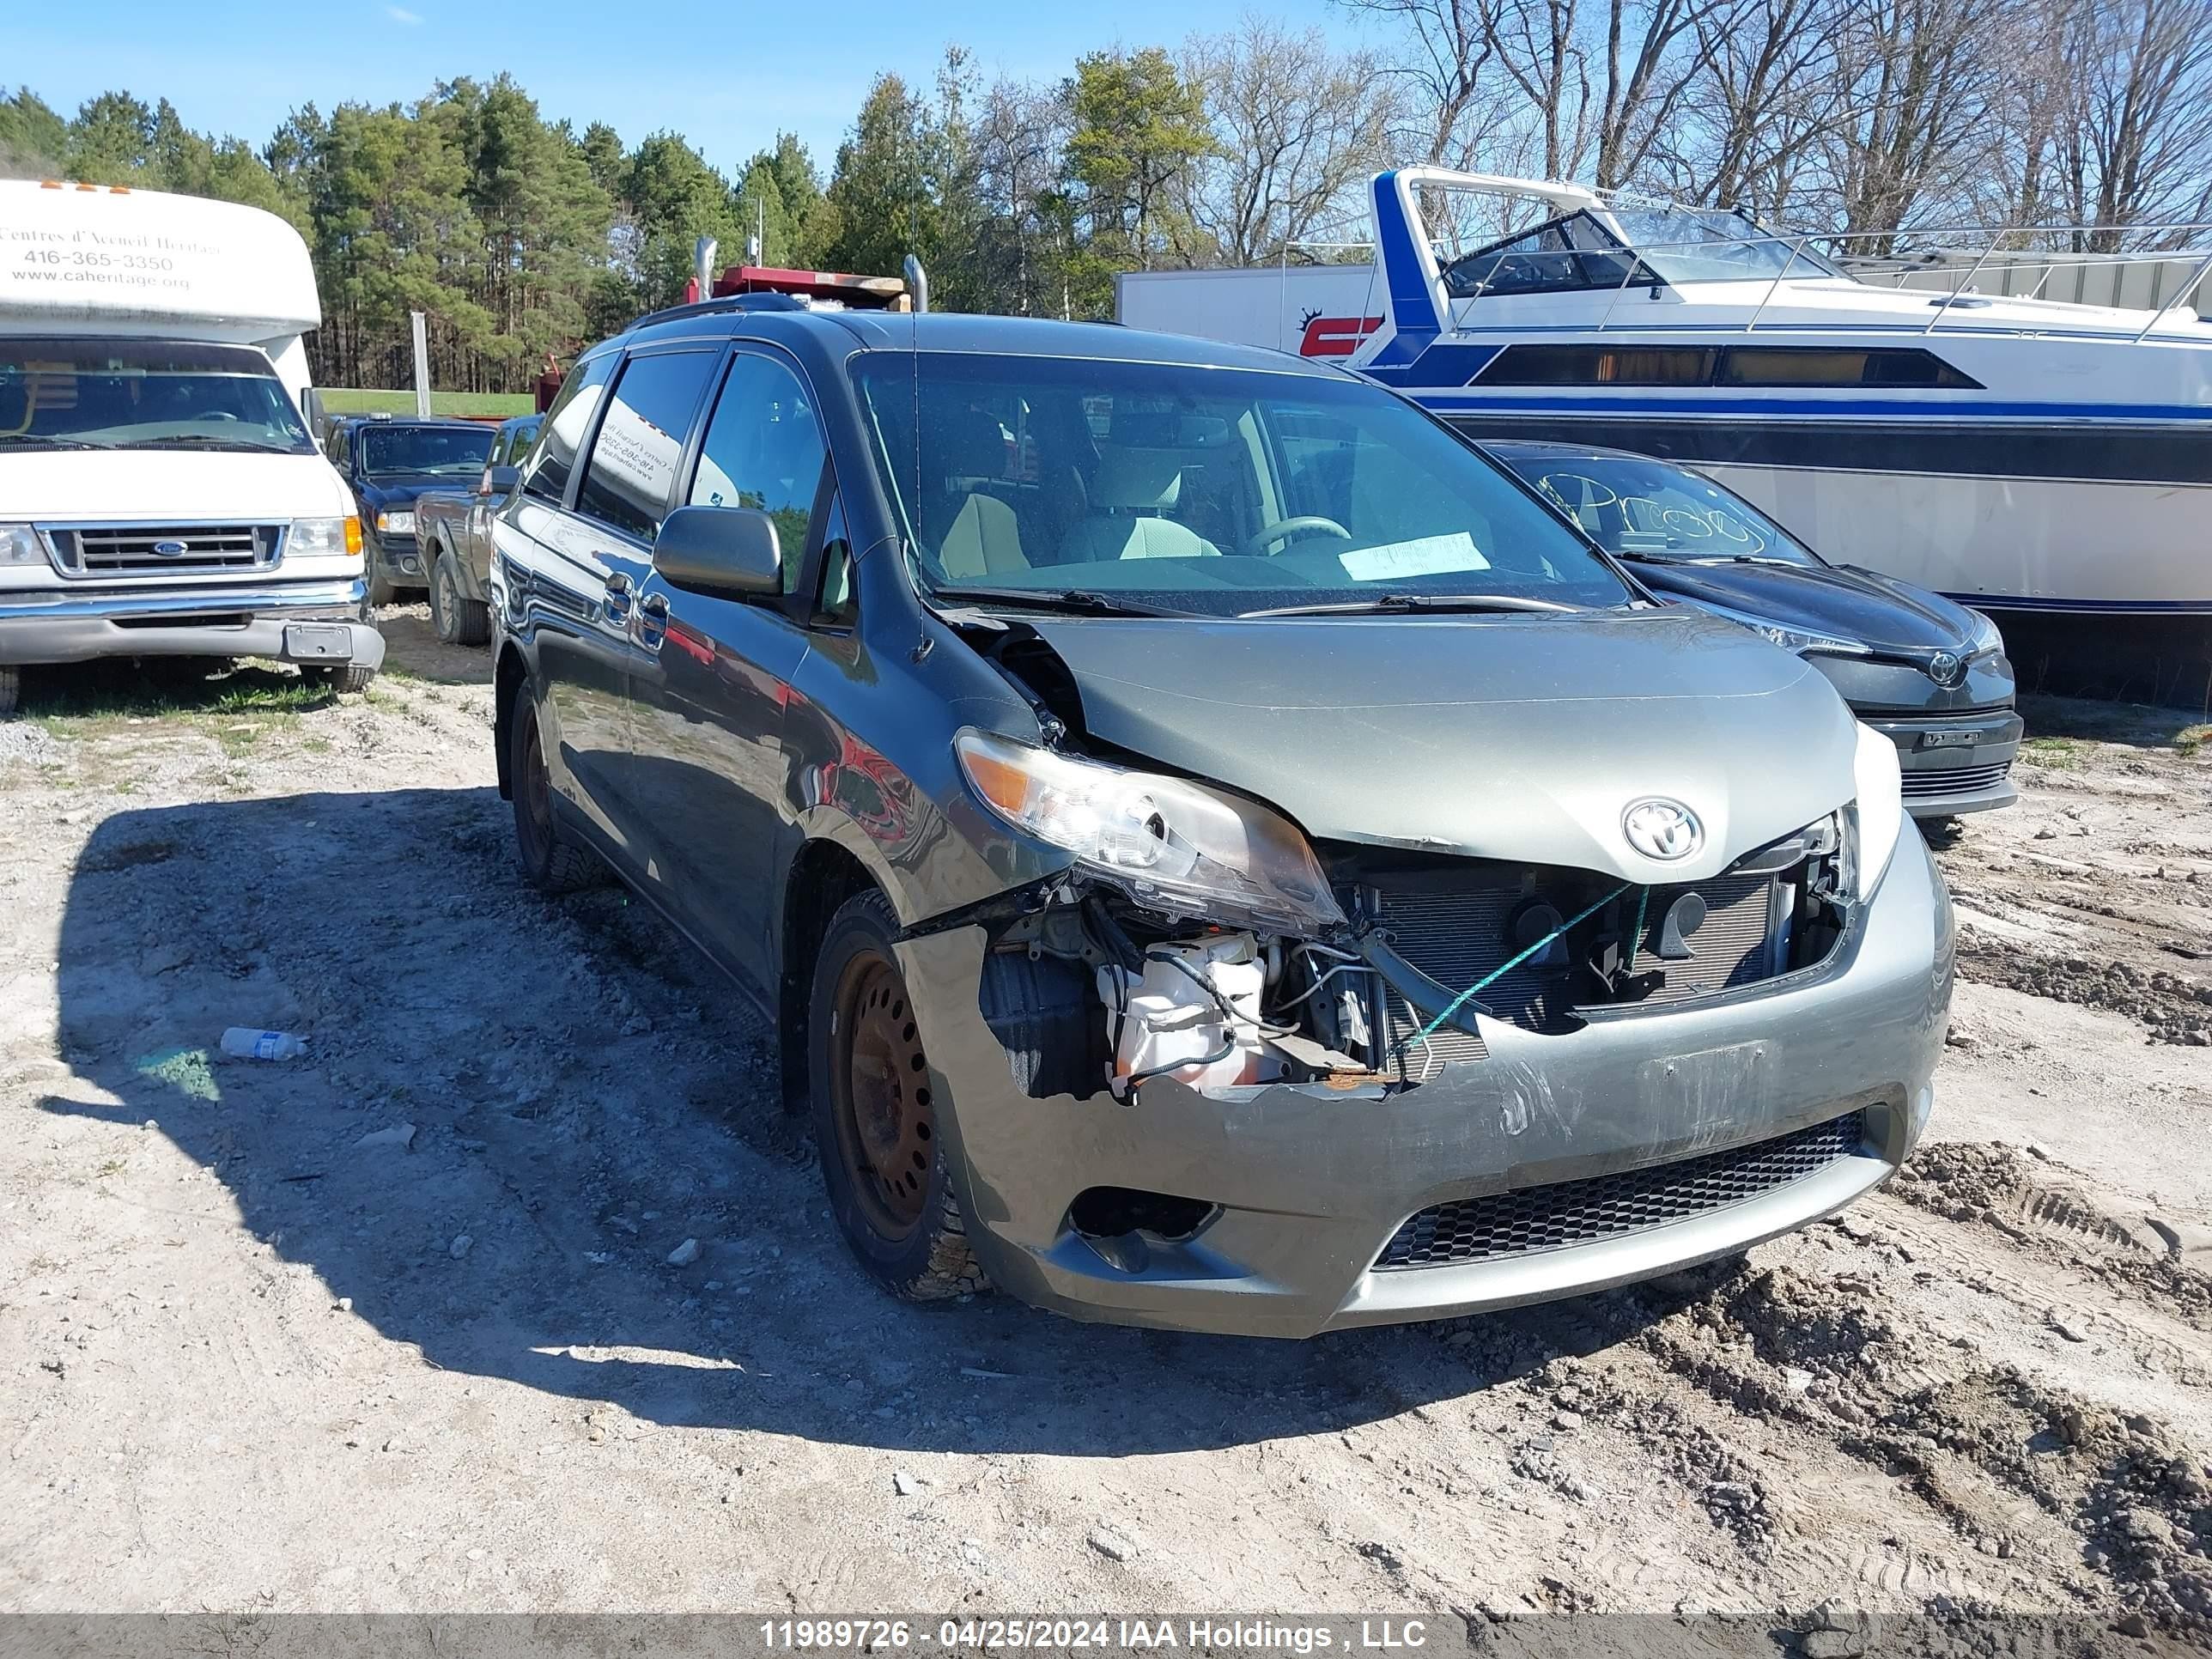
[490,309,1951,1340]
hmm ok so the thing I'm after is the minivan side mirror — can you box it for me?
[478,463,522,496]
[652,505,782,599]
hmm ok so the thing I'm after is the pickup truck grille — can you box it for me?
[43,523,283,578]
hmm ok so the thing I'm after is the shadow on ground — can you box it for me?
[38,786,1711,1458]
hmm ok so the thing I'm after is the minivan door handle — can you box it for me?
[603,570,634,620]
[637,590,670,645]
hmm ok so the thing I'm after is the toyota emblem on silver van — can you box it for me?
[1623,798,1703,861]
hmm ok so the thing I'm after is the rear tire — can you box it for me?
[810,890,988,1303]
[508,690,599,893]
[431,550,491,647]
[307,663,376,695]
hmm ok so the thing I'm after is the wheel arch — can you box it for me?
[493,640,530,800]
[776,833,888,1115]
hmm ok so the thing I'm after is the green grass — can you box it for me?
[2179,723,2211,758]
[2019,736,2084,769]
[320,388,533,419]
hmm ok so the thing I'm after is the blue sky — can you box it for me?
[15,0,1361,179]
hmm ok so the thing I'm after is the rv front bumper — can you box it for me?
[0,578,385,671]
[894,833,1953,1339]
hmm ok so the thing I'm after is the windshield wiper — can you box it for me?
[0,433,106,450]
[119,435,292,453]
[1240,592,1579,618]
[935,586,1201,619]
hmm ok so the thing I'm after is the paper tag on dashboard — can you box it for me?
[1338,532,1489,582]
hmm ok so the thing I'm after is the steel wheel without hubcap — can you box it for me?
[829,951,936,1243]
[431,558,459,641]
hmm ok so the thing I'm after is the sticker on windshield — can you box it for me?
[1339,532,1489,582]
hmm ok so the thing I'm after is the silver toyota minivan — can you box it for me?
[490,306,1954,1339]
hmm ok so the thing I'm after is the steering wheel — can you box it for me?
[1243,515,1352,556]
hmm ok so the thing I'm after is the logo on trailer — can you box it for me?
[1297,313,1384,358]
[151,538,190,557]
[1622,798,1703,861]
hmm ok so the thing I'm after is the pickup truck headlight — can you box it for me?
[0,525,46,565]
[1850,720,1904,901]
[375,509,416,537]
[289,516,361,557]
[1697,599,1869,660]
[954,728,1344,934]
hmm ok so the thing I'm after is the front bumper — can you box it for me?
[367,531,428,589]
[1861,708,2023,818]
[896,833,1952,1339]
[0,578,385,671]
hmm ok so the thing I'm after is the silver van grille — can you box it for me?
[1375,1110,1867,1268]
[43,523,283,578]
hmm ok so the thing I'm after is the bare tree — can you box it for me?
[2074,0,2212,246]
[1181,18,1402,263]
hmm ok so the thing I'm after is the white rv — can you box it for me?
[0,179,382,712]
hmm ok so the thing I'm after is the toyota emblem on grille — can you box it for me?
[150,538,190,557]
[1926,650,1965,687]
[1623,798,1703,861]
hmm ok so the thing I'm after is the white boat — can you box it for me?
[1117,169,2212,616]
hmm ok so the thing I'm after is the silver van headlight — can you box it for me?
[1850,721,1903,900]
[0,525,46,565]
[954,728,1344,933]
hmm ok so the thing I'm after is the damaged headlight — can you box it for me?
[954,728,1344,934]
[1850,720,1903,901]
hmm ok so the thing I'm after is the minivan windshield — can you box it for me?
[854,353,1633,617]
[0,338,313,453]
[361,423,496,479]
[1493,449,1824,568]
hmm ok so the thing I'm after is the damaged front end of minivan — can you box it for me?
[888,616,1953,1339]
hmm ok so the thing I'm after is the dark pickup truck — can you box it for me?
[413,413,542,644]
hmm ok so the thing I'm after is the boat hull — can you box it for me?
[1437,410,2212,613]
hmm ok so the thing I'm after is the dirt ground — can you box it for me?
[2,605,2209,1644]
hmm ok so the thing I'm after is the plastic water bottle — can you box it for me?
[221,1028,308,1061]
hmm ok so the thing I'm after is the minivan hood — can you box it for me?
[1024,610,1859,884]
[1633,559,1979,653]
[1,449,348,521]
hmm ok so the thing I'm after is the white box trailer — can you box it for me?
[1115,264,1385,361]
[0,179,381,710]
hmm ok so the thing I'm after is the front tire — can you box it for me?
[365,563,397,608]
[507,690,599,892]
[430,549,491,647]
[0,666,19,717]
[810,890,988,1302]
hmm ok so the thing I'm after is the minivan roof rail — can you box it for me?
[632,292,809,329]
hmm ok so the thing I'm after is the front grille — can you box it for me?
[1900,761,2011,799]
[44,523,282,578]
[1371,868,1784,1052]
[1374,1110,1867,1269]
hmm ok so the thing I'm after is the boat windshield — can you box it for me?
[1602,209,1848,284]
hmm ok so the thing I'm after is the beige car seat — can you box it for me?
[928,408,1029,579]
[1057,448,1221,563]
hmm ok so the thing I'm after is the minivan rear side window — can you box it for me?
[524,353,618,506]
[574,350,719,540]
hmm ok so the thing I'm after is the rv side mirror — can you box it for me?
[652,505,782,599]
[479,464,522,495]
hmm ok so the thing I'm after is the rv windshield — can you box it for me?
[0,339,313,453]
[854,352,1633,617]
[1603,210,1847,284]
